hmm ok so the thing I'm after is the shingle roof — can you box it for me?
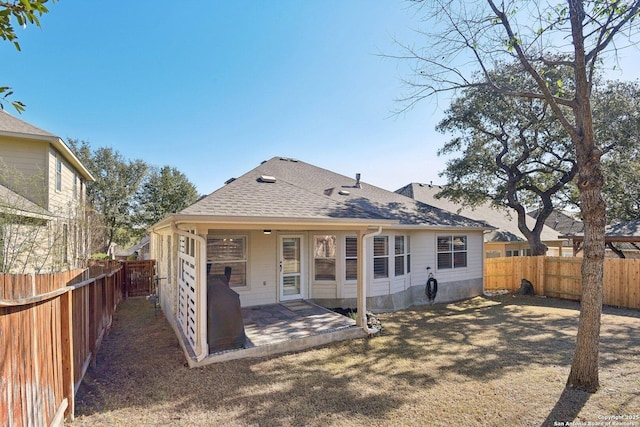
[529,208,584,235]
[396,182,562,242]
[606,220,640,237]
[0,110,57,139]
[180,157,488,228]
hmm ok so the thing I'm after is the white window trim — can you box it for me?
[436,234,468,271]
[344,235,358,282]
[313,235,337,282]
[373,235,389,280]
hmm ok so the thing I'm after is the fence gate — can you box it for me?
[123,260,156,297]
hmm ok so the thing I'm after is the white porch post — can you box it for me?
[195,233,208,361]
[356,230,365,328]
[358,227,382,332]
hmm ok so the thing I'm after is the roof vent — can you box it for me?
[355,173,361,188]
[339,190,350,196]
[224,177,236,185]
[258,175,276,183]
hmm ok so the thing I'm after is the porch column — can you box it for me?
[356,230,365,328]
[357,227,382,330]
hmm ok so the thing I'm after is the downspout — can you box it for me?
[171,222,209,362]
[358,226,382,334]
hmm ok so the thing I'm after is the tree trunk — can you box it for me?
[567,175,605,392]
[565,0,606,393]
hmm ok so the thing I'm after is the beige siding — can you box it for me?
[408,230,484,289]
[0,137,48,206]
[48,146,82,215]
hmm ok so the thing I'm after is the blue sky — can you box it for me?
[3,1,640,195]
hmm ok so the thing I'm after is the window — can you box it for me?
[314,235,336,281]
[207,236,247,287]
[373,236,388,278]
[56,157,62,191]
[345,236,358,281]
[395,236,405,276]
[437,235,467,270]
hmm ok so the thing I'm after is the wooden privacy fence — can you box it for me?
[485,256,640,309]
[0,260,124,426]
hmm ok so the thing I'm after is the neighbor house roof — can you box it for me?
[529,208,584,235]
[396,182,563,243]
[157,157,491,230]
[0,184,53,220]
[0,110,95,182]
[561,219,640,242]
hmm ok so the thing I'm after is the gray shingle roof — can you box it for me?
[0,110,57,139]
[529,208,584,235]
[396,182,562,242]
[180,157,487,228]
[606,220,640,237]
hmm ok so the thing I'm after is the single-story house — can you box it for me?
[396,183,569,257]
[149,157,491,363]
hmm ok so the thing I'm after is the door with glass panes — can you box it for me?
[279,235,304,301]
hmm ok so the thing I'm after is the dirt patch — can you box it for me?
[69,295,640,427]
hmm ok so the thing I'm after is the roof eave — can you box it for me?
[150,214,398,232]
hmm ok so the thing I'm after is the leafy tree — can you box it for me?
[436,74,640,256]
[69,139,148,253]
[397,0,640,392]
[596,81,640,224]
[136,165,199,229]
[0,0,56,112]
[436,63,578,255]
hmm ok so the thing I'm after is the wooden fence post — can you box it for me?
[538,256,545,296]
[60,289,75,421]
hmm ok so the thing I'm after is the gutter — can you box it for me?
[358,226,383,334]
[171,222,209,362]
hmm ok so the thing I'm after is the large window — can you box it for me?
[437,235,467,270]
[207,236,247,287]
[373,236,388,279]
[345,236,358,281]
[314,235,336,281]
[395,235,410,276]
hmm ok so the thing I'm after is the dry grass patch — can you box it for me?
[69,295,640,427]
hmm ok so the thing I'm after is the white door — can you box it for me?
[279,235,304,301]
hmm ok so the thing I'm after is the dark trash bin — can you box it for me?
[207,267,246,352]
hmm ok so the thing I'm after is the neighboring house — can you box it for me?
[396,183,569,257]
[529,208,584,236]
[0,110,95,273]
[149,157,491,360]
[114,235,151,260]
[561,219,640,258]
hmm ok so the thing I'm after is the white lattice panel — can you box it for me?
[178,251,197,349]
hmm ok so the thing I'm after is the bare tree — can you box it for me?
[395,0,640,392]
[0,162,90,273]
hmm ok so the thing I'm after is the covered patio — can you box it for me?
[187,300,367,367]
